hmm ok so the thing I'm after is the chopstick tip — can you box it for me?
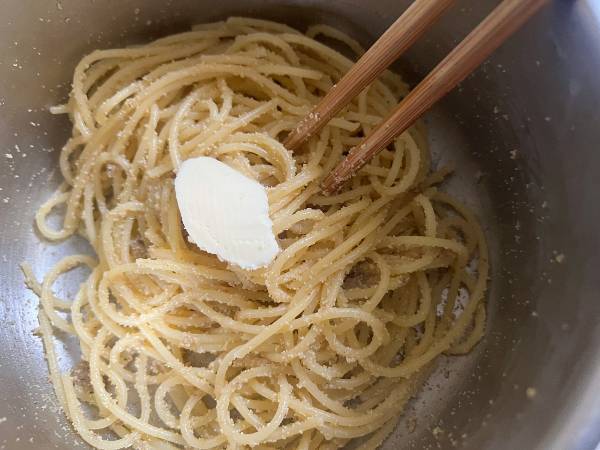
[284,111,323,151]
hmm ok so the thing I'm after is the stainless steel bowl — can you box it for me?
[1,1,599,449]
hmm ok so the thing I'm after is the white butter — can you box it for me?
[174,157,279,270]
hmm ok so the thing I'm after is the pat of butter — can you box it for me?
[174,157,279,269]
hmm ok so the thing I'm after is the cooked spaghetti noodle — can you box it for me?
[24,17,489,450]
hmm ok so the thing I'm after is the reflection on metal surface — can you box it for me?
[585,0,600,25]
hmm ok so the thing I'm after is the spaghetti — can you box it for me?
[24,17,489,450]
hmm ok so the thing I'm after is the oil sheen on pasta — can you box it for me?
[24,17,489,450]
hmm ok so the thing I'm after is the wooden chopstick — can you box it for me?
[283,0,455,152]
[321,0,548,195]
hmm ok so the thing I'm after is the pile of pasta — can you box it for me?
[24,17,488,450]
